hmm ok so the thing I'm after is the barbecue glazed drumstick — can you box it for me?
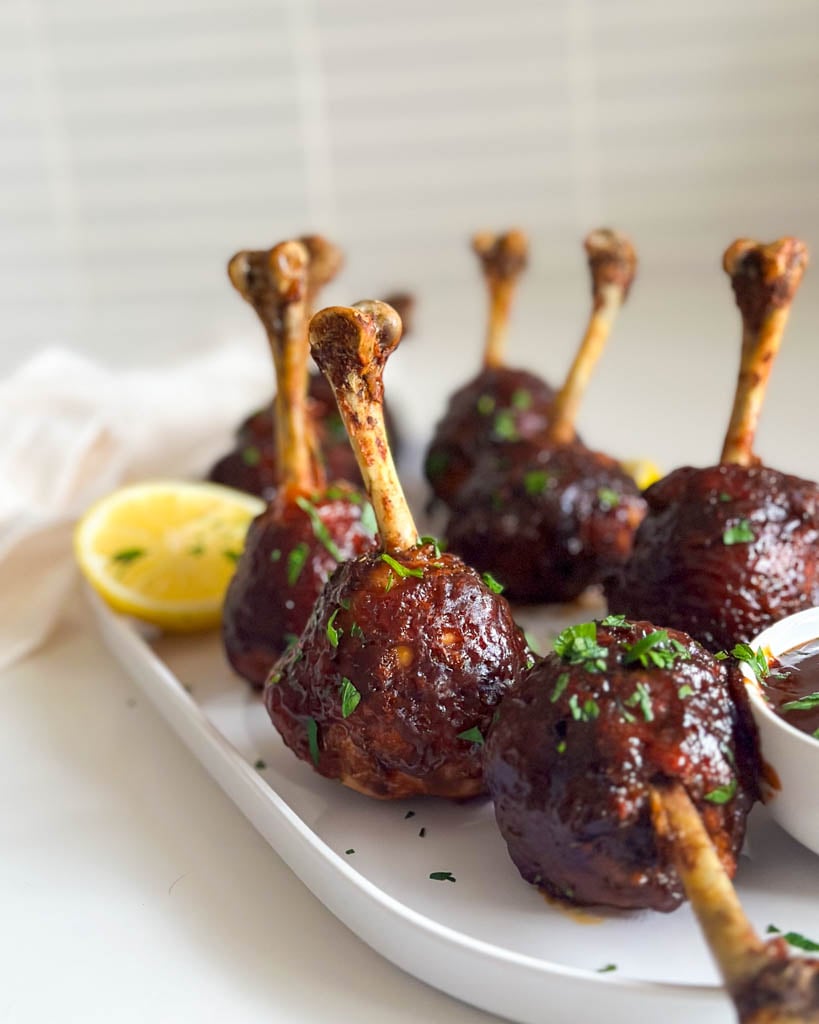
[446,230,644,604]
[265,301,530,798]
[424,229,557,505]
[606,237,818,650]
[221,242,377,688]
[484,616,756,911]
[651,781,819,1023]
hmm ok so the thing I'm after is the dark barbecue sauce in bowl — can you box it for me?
[766,639,819,741]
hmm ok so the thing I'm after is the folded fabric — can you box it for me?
[0,343,270,671]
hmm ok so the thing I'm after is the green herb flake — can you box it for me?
[404,811,415,819]
[510,388,532,411]
[476,394,496,416]
[781,691,819,713]
[492,409,519,442]
[718,492,732,503]
[254,759,266,771]
[597,964,617,974]
[456,726,484,746]
[429,871,456,882]
[723,519,755,546]
[381,553,424,579]
[481,571,505,594]
[305,717,320,766]
[418,535,443,557]
[283,632,299,651]
[241,445,261,466]
[602,614,627,627]
[767,924,782,934]
[731,643,771,684]
[223,549,240,563]
[583,698,600,720]
[556,740,567,754]
[812,727,819,739]
[326,608,342,648]
[597,487,620,510]
[345,848,355,855]
[111,547,146,564]
[524,469,551,496]
[340,677,361,718]
[188,545,204,557]
[269,548,281,562]
[678,684,694,699]
[359,502,378,537]
[625,682,654,722]
[623,629,690,670]
[550,673,570,703]
[269,672,282,686]
[325,485,346,501]
[703,778,738,804]
[714,650,729,661]
[782,931,819,952]
[295,496,343,561]
[425,451,450,480]
[553,622,608,672]
[287,542,310,586]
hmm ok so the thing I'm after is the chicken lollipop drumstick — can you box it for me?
[651,781,819,1023]
[606,237,817,650]
[221,242,376,688]
[265,301,529,799]
[446,229,644,603]
[424,230,557,505]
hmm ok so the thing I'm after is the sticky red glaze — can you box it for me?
[424,367,557,506]
[222,485,377,688]
[446,441,646,603]
[265,544,531,798]
[484,619,759,912]
[606,464,819,651]
[208,372,402,497]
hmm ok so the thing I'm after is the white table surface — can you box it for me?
[0,595,505,1024]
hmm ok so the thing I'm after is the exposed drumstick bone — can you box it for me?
[473,229,529,370]
[382,291,416,337]
[309,301,417,551]
[720,238,808,467]
[300,234,344,314]
[227,240,315,492]
[546,229,637,445]
[650,781,819,1023]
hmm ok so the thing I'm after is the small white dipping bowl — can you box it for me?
[742,605,819,858]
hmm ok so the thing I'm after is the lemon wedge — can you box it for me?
[74,480,264,631]
[621,458,663,492]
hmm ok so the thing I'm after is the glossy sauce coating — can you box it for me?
[446,441,645,603]
[606,463,819,650]
[424,367,556,506]
[484,619,758,912]
[765,641,819,740]
[222,486,377,687]
[266,544,530,798]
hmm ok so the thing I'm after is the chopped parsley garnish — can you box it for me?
[417,535,443,557]
[553,622,607,672]
[241,445,261,466]
[723,519,755,545]
[476,394,495,415]
[456,726,484,745]
[492,409,519,442]
[254,759,266,771]
[569,694,599,722]
[345,848,355,855]
[625,682,654,722]
[781,691,819,713]
[283,632,299,650]
[381,553,424,579]
[511,388,532,410]
[305,717,320,766]
[295,496,343,560]
[481,571,504,594]
[112,547,145,564]
[525,654,535,670]
[597,964,617,973]
[597,487,620,510]
[524,469,551,496]
[270,548,281,562]
[678,684,694,699]
[326,608,342,648]
[704,778,738,804]
[287,542,310,586]
[269,672,282,685]
[340,677,361,718]
[350,621,364,640]
[730,643,771,683]
[623,630,690,670]
[429,871,456,882]
[223,550,240,563]
[714,651,729,660]
[770,929,819,952]
[404,811,415,819]
[602,614,627,627]
[550,673,569,703]
[556,740,567,754]
[718,492,732,502]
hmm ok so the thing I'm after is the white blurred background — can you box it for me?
[3,0,819,474]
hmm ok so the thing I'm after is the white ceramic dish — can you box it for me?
[741,606,819,858]
[88,590,819,1024]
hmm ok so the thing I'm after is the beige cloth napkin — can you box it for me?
[0,344,270,670]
